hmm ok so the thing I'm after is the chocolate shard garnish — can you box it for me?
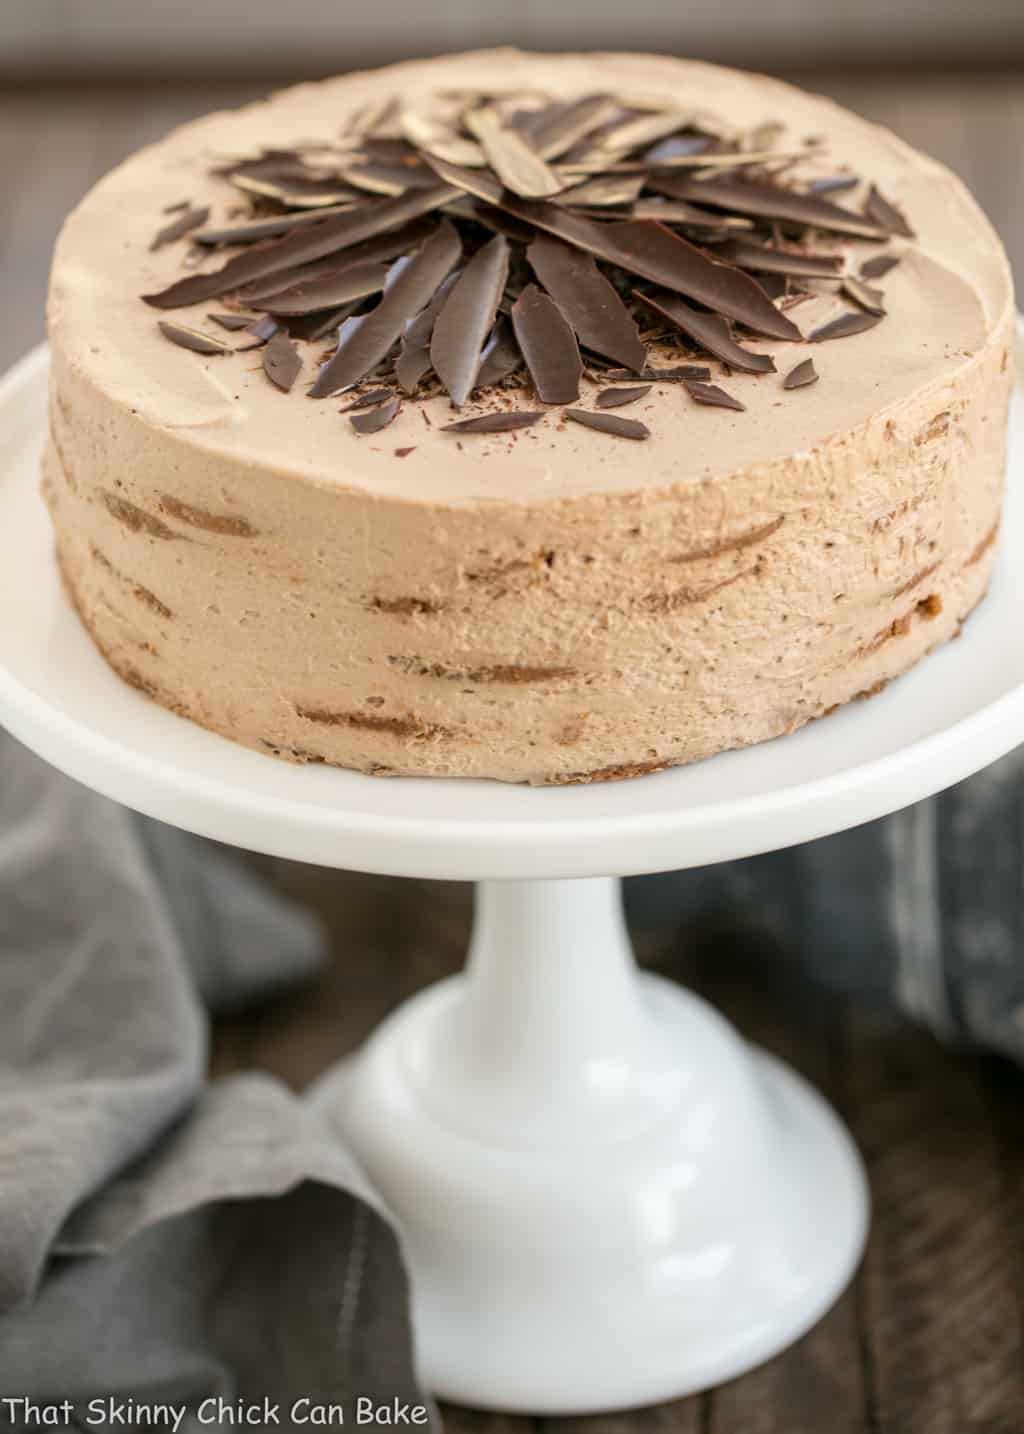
[339,387,394,411]
[309,220,462,397]
[229,173,357,208]
[262,330,302,391]
[157,320,229,356]
[651,174,889,240]
[395,446,416,457]
[300,303,360,343]
[596,384,651,408]
[512,284,584,404]
[585,109,690,163]
[634,290,775,374]
[841,275,886,316]
[642,364,712,382]
[430,234,510,405]
[422,155,506,207]
[396,270,459,394]
[629,198,752,230]
[564,408,650,440]
[531,94,621,160]
[150,204,210,251]
[808,174,859,195]
[464,105,563,198]
[259,261,390,315]
[236,218,437,301]
[810,309,883,342]
[235,314,280,349]
[860,252,900,280]
[684,380,745,412]
[207,311,257,330]
[527,234,646,371]
[643,133,716,163]
[443,410,544,433]
[340,161,437,196]
[350,394,401,433]
[716,238,844,279]
[400,107,487,168]
[783,358,818,390]
[193,203,360,246]
[143,184,457,308]
[503,205,801,341]
[474,317,523,389]
[864,184,914,239]
[553,172,646,208]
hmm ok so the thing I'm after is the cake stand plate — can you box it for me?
[3,341,1024,1413]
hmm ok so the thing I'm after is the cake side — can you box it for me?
[42,51,1015,782]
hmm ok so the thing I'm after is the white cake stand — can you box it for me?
[4,342,1024,1414]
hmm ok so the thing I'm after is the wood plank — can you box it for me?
[843,1006,1024,1433]
[656,917,868,1434]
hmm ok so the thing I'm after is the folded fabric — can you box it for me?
[0,731,434,1430]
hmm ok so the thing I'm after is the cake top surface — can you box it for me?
[48,49,1013,504]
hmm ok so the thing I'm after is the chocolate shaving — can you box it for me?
[634,291,775,374]
[502,204,801,341]
[350,394,401,433]
[716,238,844,279]
[596,384,651,408]
[236,218,436,301]
[864,184,915,238]
[339,387,393,411]
[395,446,416,457]
[430,234,510,405]
[553,172,646,208]
[860,252,900,281]
[262,330,302,391]
[474,317,523,389]
[309,221,462,397]
[684,380,745,412]
[512,284,584,404]
[443,411,544,434]
[193,203,360,246]
[810,309,883,342]
[841,275,886,316]
[652,174,889,240]
[782,358,818,390]
[395,270,458,394]
[143,185,456,308]
[637,364,712,382]
[157,321,229,356]
[150,205,210,251]
[207,311,257,330]
[464,106,562,198]
[235,314,281,349]
[808,174,859,195]
[527,234,646,371]
[531,94,621,160]
[564,408,650,440]
[260,261,389,315]
[629,199,752,230]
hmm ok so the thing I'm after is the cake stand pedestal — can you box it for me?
[3,343,1024,1413]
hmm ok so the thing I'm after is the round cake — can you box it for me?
[43,50,1014,783]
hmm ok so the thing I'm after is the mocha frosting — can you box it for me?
[43,50,1015,782]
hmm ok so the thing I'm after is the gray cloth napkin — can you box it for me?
[0,731,433,1432]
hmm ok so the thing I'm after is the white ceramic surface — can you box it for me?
[2,342,1023,882]
[3,341,1022,1411]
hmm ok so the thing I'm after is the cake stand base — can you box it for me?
[314,877,867,1414]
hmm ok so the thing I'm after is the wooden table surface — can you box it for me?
[5,67,1024,1434]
